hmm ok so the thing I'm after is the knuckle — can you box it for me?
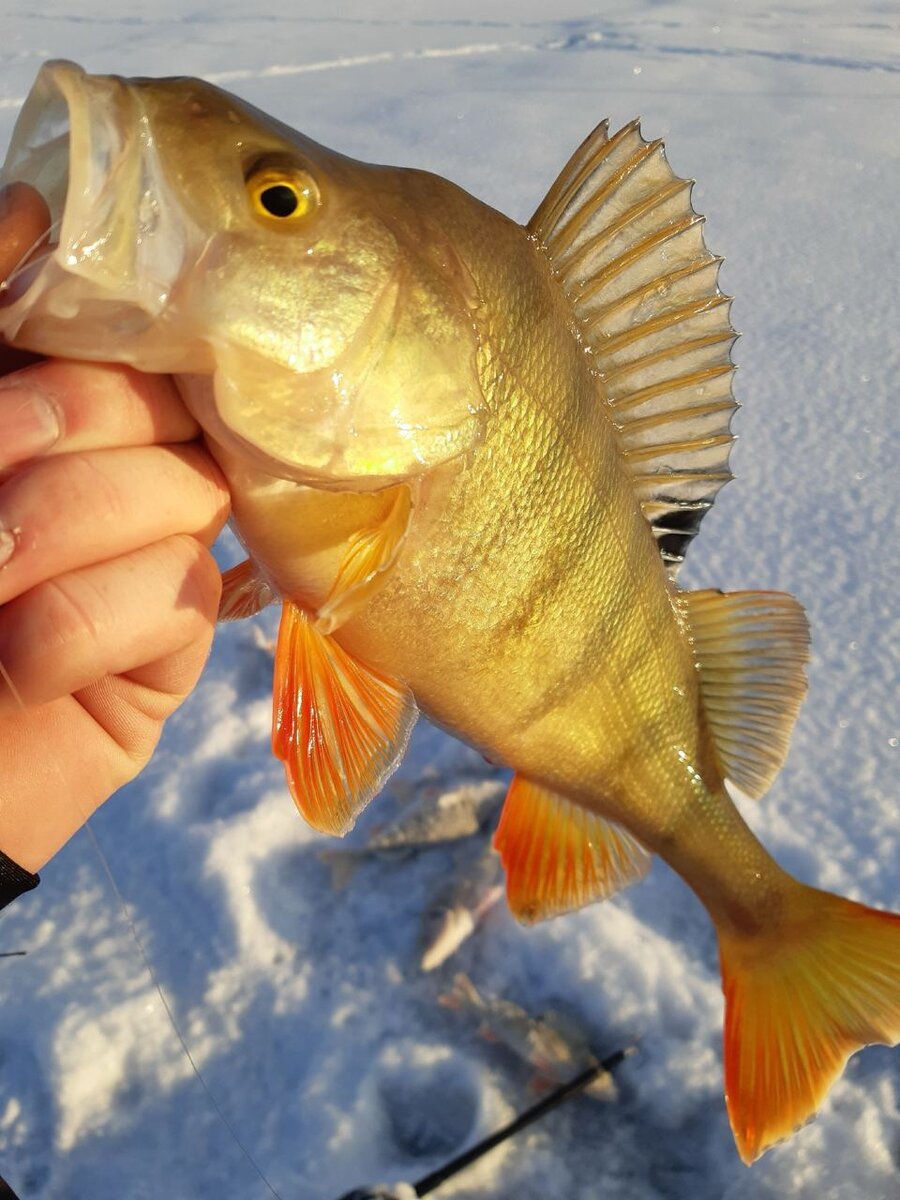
[40,573,110,649]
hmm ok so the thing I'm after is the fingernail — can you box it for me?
[0,385,60,467]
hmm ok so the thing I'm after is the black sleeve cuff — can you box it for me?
[0,849,39,913]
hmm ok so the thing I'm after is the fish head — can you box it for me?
[0,62,487,488]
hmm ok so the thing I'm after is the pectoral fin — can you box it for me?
[272,600,417,835]
[218,558,275,621]
[315,484,412,634]
[493,774,651,923]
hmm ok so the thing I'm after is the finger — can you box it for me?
[0,628,215,872]
[0,533,221,717]
[0,442,229,605]
[0,359,203,471]
[0,182,51,283]
[0,695,131,872]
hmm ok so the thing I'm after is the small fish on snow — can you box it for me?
[319,776,504,888]
[1,61,897,1163]
[420,840,504,972]
[439,973,616,1101]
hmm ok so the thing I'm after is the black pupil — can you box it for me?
[260,184,299,217]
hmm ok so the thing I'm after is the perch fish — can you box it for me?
[1,62,898,1164]
[320,776,504,888]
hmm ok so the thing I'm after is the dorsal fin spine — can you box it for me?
[532,116,628,237]
[561,177,695,287]
[549,139,664,260]
[601,329,735,384]
[575,214,706,308]
[595,294,732,359]
[585,257,721,336]
[623,432,733,464]
[611,365,734,415]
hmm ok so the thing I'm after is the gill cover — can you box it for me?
[0,61,487,486]
[202,206,487,488]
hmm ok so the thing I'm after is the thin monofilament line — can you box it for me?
[1,659,284,1199]
[0,218,62,293]
[82,822,285,1200]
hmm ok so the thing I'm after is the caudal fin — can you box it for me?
[717,887,900,1163]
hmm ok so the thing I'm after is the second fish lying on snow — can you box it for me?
[440,973,617,1101]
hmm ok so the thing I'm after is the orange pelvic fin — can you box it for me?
[493,774,651,923]
[717,887,900,1163]
[679,589,810,799]
[218,558,275,622]
[315,483,412,635]
[272,600,417,835]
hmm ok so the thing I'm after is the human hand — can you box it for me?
[0,183,230,874]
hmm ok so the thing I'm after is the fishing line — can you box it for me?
[82,822,286,1200]
[0,218,62,296]
[1,652,285,1199]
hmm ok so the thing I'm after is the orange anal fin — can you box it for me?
[218,558,275,622]
[493,774,651,924]
[272,600,417,836]
[718,889,900,1164]
[316,484,412,635]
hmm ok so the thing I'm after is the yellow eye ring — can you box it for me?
[246,166,318,222]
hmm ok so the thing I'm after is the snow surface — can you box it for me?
[0,2,898,1197]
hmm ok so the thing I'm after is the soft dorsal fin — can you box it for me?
[493,773,651,923]
[679,589,810,800]
[530,119,738,577]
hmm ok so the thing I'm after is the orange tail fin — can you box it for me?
[717,888,900,1163]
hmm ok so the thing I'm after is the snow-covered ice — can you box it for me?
[0,2,897,1197]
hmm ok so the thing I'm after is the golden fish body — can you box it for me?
[1,62,897,1166]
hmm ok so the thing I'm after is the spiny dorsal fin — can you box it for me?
[530,120,738,578]
[679,590,810,800]
[493,773,651,923]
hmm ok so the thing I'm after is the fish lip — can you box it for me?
[0,61,187,347]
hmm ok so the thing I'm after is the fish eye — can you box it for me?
[245,162,318,223]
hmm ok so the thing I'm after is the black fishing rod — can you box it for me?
[337,1045,631,1200]
[0,1172,21,1199]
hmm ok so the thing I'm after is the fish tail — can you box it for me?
[716,885,900,1164]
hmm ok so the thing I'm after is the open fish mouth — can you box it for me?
[0,60,189,362]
